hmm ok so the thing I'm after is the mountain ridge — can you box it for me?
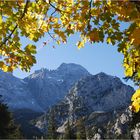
[34,72,134,138]
[0,63,90,111]
[0,64,137,139]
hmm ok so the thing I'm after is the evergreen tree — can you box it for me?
[76,118,86,140]
[47,109,57,139]
[63,119,71,139]
[63,119,76,139]
[0,96,22,139]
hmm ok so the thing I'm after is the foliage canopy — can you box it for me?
[0,0,140,112]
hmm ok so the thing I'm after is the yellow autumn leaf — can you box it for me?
[125,66,133,77]
[57,40,60,45]
[107,0,111,6]
[0,15,2,24]
[29,34,35,40]
[131,98,140,113]
[131,88,140,101]
[107,38,112,44]
[77,41,84,49]
[2,65,8,72]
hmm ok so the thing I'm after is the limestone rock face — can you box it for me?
[34,72,135,139]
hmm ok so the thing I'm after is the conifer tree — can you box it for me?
[47,109,57,139]
[76,118,86,140]
[0,96,22,139]
[63,119,76,139]
[63,119,71,139]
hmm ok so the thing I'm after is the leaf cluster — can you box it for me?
[0,1,140,111]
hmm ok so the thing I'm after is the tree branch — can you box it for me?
[48,0,70,14]
[0,0,30,48]
[87,0,93,31]
[49,1,62,13]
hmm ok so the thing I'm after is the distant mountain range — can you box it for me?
[0,63,90,112]
[0,63,138,139]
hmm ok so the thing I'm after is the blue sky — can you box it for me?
[13,32,137,89]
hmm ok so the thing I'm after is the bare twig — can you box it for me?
[48,31,58,42]
[51,9,57,16]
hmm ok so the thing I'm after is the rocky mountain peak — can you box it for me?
[57,63,89,73]
[23,63,90,111]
